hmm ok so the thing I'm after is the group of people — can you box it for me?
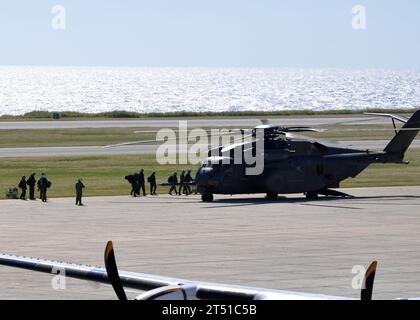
[18,172,51,202]
[16,169,197,203]
[17,172,85,206]
[168,170,194,196]
[124,169,195,197]
[125,169,157,197]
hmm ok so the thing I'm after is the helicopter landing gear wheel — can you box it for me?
[305,192,319,200]
[201,192,214,202]
[266,192,278,200]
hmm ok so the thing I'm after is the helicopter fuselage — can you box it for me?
[195,139,399,200]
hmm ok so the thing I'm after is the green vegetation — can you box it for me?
[0,124,417,148]
[342,149,420,188]
[305,124,398,141]
[1,150,419,199]
[0,128,157,148]
[0,111,419,199]
[0,108,416,120]
[0,126,247,148]
[0,154,198,199]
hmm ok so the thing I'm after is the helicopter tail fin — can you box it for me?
[384,109,420,154]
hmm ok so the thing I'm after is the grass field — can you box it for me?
[1,111,419,199]
[0,128,157,148]
[0,108,417,148]
[1,150,419,199]
[0,154,193,199]
[0,124,414,148]
[0,109,416,120]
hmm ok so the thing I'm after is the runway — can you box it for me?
[1,186,420,299]
[0,116,388,130]
[1,140,419,157]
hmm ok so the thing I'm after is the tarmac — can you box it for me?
[1,186,420,300]
[1,140,419,158]
[0,116,388,130]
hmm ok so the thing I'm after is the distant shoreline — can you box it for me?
[0,108,417,120]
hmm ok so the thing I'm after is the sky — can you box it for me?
[0,0,419,68]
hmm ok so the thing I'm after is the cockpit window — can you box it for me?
[202,157,233,166]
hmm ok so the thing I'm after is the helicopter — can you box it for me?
[196,109,420,202]
[106,109,420,203]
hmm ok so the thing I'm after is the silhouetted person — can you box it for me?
[133,171,140,195]
[27,172,36,200]
[184,170,193,195]
[179,170,186,195]
[75,178,85,206]
[37,173,50,202]
[168,172,178,195]
[148,172,157,195]
[138,169,146,196]
[18,176,27,200]
[125,174,138,197]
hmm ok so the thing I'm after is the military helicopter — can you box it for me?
[106,110,420,203]
[196,109,420,202]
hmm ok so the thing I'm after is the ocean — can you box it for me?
[0,66,419,116]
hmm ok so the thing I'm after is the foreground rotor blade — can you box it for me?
[361,261,378,301]
[104,241,128,300]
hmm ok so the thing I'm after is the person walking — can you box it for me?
[133,171,141,196]
[26,172,36,200]
[184,170,193,195]
[37,172,50,203]
[125,174,138,197]
[138,169,146,196]
[179,170,186,195]
[18,176,27,200]
[75,178,85,206]
[148,172,157,195]
[168,172,178,195]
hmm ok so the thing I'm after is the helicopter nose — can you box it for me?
[196,167,212,183]
[200,167,213,175]
[196,167,217,188]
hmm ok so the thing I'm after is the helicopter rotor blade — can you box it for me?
[364,112,408,123]
[207,134,254,154]
[133,129,247,134]
[283,127,324,133]
[104,131,245,148]
[103,139,171,148]
[320,127,420,132]
[319,117,379,127]
[285,132,346,147]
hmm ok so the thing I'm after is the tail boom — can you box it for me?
[384,109,420,155]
